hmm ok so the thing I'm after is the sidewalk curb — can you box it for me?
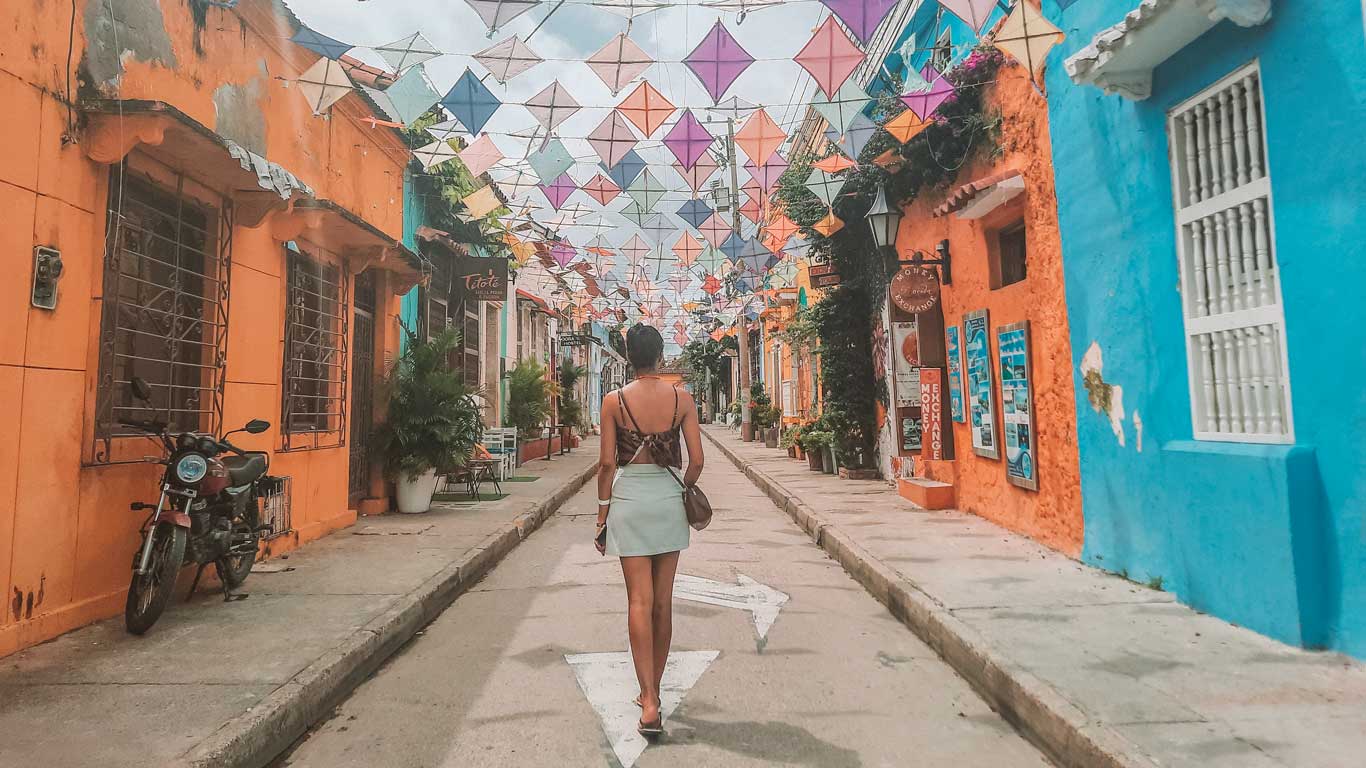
[176,460,599,768]
[703,429,1157,768]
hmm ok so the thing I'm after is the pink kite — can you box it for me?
[539,173,577,210]
[699,212,732,248]
[794,16,865,100]
[701,275,722,295]
[734,109,786,166]
[587,33,654,96]
[744,153,788,192]
[525,80,580,131]
[685,20,755,103]
[619,234,651,266]
[940,0,997,33]
[616,81,676,137]
[582,173,622,205]
[458,134,503,177]
[902,65,956,120]
[817,0,897,45]
[673,231,703,266]
[674,154,720,193]
[663,109,715,171]
[588,111,640,168]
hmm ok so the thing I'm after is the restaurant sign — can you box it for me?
[455,254,508,302]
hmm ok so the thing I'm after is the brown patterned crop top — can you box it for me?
[615,388,684,468]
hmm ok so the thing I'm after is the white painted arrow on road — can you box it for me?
[566,650,719,768]
[674,573,790,641]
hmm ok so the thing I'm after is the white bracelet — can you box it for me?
[598,499,611,506]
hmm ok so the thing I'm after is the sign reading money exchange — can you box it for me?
[455,254,508,302]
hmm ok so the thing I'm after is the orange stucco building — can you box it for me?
[886,60,1083,556]
[1,0,423,656]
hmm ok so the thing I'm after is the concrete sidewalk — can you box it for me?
[704,426,1366,768]
[0,441,599,768]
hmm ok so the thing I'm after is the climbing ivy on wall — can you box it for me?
[771,46,1005,467]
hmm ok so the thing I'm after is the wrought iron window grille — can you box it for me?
[260,475,293,539]
[281,248,349,450]
[92,166,231,466]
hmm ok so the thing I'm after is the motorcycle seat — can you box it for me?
[223,453,268,487]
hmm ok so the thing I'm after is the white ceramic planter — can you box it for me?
[395,469,439,514]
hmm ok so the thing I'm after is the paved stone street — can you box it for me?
[273,454,1050,768]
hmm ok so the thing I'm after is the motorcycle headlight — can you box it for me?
[174,453,209,484]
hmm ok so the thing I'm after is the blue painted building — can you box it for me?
[1045,0,1366,655]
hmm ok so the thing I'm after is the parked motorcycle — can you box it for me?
[120,377,276,634]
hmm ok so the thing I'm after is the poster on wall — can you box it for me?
[963,310,999,459]
[997,321,1038,490]
[946,325,965,423]
[901,415,922,451]
[892,321,921,407]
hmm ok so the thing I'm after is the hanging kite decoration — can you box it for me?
[588,33,655,96]
[685,20,756,104]
[474,36,543,83]
[297,57,354,115]
[994,0,1066,80]
[442,69,501,134]
[795,16,866,99]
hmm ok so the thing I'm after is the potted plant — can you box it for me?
[557,359,587,446]
[781,424,805,459]
[748,382,773,443]
[801,430,832,471]
[506,358,554,462]
[375,329,484,514]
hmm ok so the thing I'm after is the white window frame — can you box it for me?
[1167,60,1293,444]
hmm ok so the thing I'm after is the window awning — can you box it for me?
[1064,0,1272,100]
[934,170,1025,219]
[288,198,427,283]
[82,100,312,226]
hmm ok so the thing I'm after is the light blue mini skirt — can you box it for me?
[607,464,690,557]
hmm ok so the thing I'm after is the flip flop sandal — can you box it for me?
[637,717,663,738]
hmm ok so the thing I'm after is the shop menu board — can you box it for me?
[946,325,965,423]
[997,321,1038,490]
[963,310,999,459]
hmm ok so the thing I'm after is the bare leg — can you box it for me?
[620,556,659,724]
[649,551,681,699]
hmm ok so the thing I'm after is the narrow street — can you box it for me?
[275,455,1050,768]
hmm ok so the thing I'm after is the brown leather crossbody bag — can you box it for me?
[664,465,712,531]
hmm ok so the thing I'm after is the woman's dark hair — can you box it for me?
[625,323,664,371]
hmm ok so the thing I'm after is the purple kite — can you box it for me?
[902,65,957,120]
[818,0,899,45]
[539,173,577,210]
[663,109,715,171]
[685,20,755,104]
[550,241,578,269]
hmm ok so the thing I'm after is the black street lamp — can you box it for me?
[867,185,952,285]
[866,184,903,251]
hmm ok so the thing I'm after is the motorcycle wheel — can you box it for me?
[124,523,188,635]
[215,500,260,589]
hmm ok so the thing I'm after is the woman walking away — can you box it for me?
[595,324,704,739]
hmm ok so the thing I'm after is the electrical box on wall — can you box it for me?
[32,246,63,310]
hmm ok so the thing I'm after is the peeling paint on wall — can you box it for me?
[1080,341,1126,447]
[1133,410,1143,453]
[83,0,178,89]
[214,73,267,156]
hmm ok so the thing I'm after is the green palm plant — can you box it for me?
[506,358,554,441]
[558,359,588,430]
[374,329,485,480]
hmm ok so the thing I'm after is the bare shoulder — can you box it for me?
[675,387,697,407]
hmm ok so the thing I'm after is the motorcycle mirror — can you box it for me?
[130,376,152,403]
[244,419,271,435]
